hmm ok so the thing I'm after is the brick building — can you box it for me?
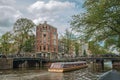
[36,21,58,59]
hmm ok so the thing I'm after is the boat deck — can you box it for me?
[48,61,88,72]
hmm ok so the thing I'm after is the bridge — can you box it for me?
[13,57,48,62]
[45,56,120,72]
[13,57,49,68]
[1,56,120,70]
[12,56,120,68]
[13,56,120,63]
[49,57,120,62]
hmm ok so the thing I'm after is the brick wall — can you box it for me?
[36,21,58,57]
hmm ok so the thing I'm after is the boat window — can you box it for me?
[50,64,54,68]
[50,63,62,68]
[50,62,87,69]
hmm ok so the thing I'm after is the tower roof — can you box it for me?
[38,21,57,29]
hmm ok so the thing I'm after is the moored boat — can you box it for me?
[48,61,87,72]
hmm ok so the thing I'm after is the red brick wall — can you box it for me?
[36,22,58,54]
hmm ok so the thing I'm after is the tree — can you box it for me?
[59,29,73,54]
[74,42,80,57]
[23,35,35,53]
[13,18,35,54]
[0,32,12,55]
[71,0,120,51]
[88,41,108,55]
[83,49,87,57]
[59,29,81,57]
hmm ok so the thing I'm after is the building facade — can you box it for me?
[82,43,91,56]
[36,21,58,59]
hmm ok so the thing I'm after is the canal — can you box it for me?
[0,61,114,80]
[0,68,103,80]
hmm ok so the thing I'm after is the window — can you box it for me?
[54,48,56,52]
[43,26,47,30]
[40,46,41,50]
[43,26,45,29]
[54,40,56,45]
[43,38,46,43]
[54,34,56,39]
[48,45,50,51]
[54,32,56,35]
[44,46,46,50]
[43,34,46,37]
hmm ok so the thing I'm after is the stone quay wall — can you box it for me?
[0,58,13,69]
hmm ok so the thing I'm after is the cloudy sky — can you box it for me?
[0,0,85,36]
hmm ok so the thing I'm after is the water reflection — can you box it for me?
[63,68,100,80]
[104,61,112,68]
[0,68,101,80]
[1,62,114,80]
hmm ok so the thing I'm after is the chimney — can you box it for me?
[44,21,47,24]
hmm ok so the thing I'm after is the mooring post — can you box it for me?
[40,60,42,68]
[101,60,104,71]
[35,62,39,67]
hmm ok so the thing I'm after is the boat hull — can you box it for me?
[48,65,87,72]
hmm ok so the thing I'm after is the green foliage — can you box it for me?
[14,18,35,33]
[13,18,35,54]
[71,0,120,51]
[0,18,35,54]
[23,36,35,53]
[74,42,80,56]
[83,49,87,57]
[0,32,12,55]
[89,41,108,55]
[104,35,120,51]
[60,29,73,54]
[59,29,81,55]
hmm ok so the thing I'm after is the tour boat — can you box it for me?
[48,61,87,72]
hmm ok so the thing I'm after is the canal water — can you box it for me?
[0,62,112,80]
[0,68,102,80]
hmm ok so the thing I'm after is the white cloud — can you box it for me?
[0,0,83,36]
[0,27,12,35]
[28,0,75,13]
[0,5,22,36]
[33,17,49,24]
[0,0,16,5]
[0,6,22,19]
[0,0,23,36]
[28,0,77,35]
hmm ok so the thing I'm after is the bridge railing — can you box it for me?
[48,56,120,62]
